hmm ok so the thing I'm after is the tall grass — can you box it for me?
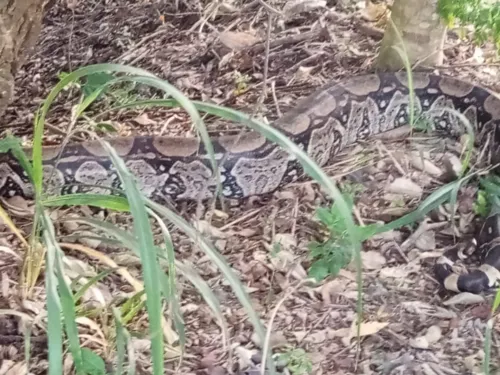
[0,63,366,375]
[3,48,495,374]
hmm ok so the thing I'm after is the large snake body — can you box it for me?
[1,71,500,294]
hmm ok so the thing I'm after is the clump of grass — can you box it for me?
[438,0,500,50]
[276,346,313,375]
[308,190,375,282]
[0,62,365,375]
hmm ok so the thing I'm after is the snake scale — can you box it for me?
[1,71,500,294]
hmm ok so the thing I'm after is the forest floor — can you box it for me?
[1,0,500,374]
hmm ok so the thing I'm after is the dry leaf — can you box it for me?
[294,66,315,81]
[424,325,442,344]
[2,196,35,217]
[251,330,288,348]
[63,255,96,279]
[415,231,436,251]
[233,228,258,237]
[212,209,229,219]
[350,320,389,338]
[360,250,386,270]
[4,361,28,375]
[274,233,297,251]
[327,327,351,339]
[409,152,442,177]
[283,0,326,17]
[133,113,157,126]
[387,177,423,198]
[234,345,257,369]
[218,31,260,50]
[379,265,412,279]
[293,330,308,342]
[443,292,485,306]
[77,230,102,248]
[320,278,352,304]
[359,1,389,23]
[75,316,106,340]
[442,153,463,179]
[409,336,429,349]
[304,330,327,344]
[464,354,479,372]
[219,2,238,13]
[194,220,229,239]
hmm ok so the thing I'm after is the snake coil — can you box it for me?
[1,72,500,293]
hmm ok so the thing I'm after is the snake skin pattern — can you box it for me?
[1,71,500,293]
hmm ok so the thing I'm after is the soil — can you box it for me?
[1,0,500,374]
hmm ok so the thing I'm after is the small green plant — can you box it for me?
[233,71,251,96]
[58,70,143,107]
[473,189,490,217]
[438,0,500,49]
[277,347,313,375]
[308,192,376,282]
[339,181,365,197]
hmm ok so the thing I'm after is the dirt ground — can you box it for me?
[1,0,500,374]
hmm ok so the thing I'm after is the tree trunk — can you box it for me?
[377,0,447,70]
[0,0,46,117]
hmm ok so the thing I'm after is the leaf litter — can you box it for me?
[1,0,500,374]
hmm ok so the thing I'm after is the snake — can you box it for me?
[1,71,500,294]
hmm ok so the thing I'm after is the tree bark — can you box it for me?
[376,0,447,70]
[0,0,46,117]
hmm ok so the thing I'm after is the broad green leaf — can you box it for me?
[81,348,106,375]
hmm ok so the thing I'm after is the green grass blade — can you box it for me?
[391,44,416,127]
[41,210,84,373]
[44,220,64,375]
[373,173,476,235]
[146,198,277,375]
[42,194,130,211]
[112,307,127,375]
[100,140,164,375]
[148,209,186,350]
[0,135,34,181]
[32,63,158,194]
[492,289,500,313]
[73,268,117,304]
[115,75,223,204]
[483,318,493,375]
[65,216,230,347]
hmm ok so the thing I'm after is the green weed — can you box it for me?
[277,346,313,375]
[438,0,500,49]
[308,192,377,282]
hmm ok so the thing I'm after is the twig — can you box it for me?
[116,27,168,63]
[218,208,262,231]
[253,12,273,114]
[260,278,314,375]
[256,0,283,17]
[44,122,85,141]
[213,6,274,214]
[400,220,449,253]
[437,62,500,68]
[270,80,281,117]
[288,50,327,72]
[249,26,328,53]
[353,19,384,40]
[376,141,406,176]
